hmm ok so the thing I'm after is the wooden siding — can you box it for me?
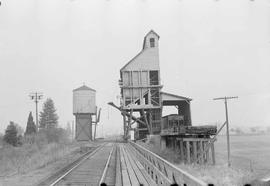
[121,48,160,71]
[73,89,96,114]
[75,114,92,141]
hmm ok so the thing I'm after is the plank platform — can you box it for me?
[119,143,156,186]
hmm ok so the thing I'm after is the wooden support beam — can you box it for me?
[149,111,153,134]
[205,142,209,163]
[181,138,212,142]
[180,139,184,162]
[123,114,127,140]
[199,141,203,164]
[211,143,216,165]
[142,109,151,134]
[195,121,226,163]
[108,102,147,127]
[193,141,197,163]
[186,141,191,164]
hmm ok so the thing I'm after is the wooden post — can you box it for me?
[193,141,197,163]
[180,139,184,162]
[213,96,238,167]
[186,141,191,164]
[199,140,203,164]
[211,143,216,165]
[175,139,179,151]
[225,98,231,167]
[205,142,209,163]
[123,114,127,140]
[173,138,176,151]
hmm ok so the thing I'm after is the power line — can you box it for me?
[29,92,43,131]
[213,96,238,167]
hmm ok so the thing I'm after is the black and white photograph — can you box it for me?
[0,0,270,185]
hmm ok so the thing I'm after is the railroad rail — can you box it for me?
[128,141,208,186]
[36,142,116,186]
[36,142,209,186]
[50,143,115,186]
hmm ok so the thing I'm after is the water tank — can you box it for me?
[73,85,96,114]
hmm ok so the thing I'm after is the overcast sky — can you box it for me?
[0,0,269,136]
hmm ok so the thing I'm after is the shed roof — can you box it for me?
[161,91,192,102]
[73,85,96,92]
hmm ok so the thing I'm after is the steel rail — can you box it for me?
[49,143,106,186]
[98,144,115,185]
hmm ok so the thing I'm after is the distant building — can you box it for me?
[73,85,96,141]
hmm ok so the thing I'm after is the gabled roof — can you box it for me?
[161,91,192,101]
[145,30,160,39]
[120,50,144,72]
[120,29,159,72]
[143,30,160,49]
[73,85,96,92]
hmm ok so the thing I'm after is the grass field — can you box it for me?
[215,134,270,178]
[141,134,270,185]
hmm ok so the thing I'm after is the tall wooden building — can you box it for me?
[116,30,217,165]
[119,30,163,139]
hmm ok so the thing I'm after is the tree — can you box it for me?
[39,98,59,129]
[25,112,36,135]
[4,121,18,146]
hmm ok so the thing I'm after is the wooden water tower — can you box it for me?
[73,85,96,141]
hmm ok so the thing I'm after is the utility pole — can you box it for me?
[213,96,238,167]
[29,92,43,131]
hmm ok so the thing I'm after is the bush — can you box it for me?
[38,128,69,144]
[0,142,76,176]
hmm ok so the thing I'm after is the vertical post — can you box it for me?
[127,110,132,139]
[193,141,197,163]
[211,143,216,165]
[29,92,43,131]
[199,140,203,164]
[186,141,190,164]
[123,113,127,140]
[213,96,238,167]
[149,111,153,134]
[35,92,38,130]
[225,98,231,167]
[205,141,209,163]
[94,115,97,140]
[180,139,184,162]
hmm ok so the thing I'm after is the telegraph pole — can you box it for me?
[29,92,43,131]
[213,96,238,167]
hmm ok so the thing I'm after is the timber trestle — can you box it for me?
[128,141,208,186]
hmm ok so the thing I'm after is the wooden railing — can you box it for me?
[128,141,208,186]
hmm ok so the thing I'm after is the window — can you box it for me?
[150,38,155,47]
[150,71,159,85]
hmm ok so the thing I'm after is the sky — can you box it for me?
[0,0,269,136]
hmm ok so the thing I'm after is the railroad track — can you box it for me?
[36,142,116,186]
[36,142,209,186]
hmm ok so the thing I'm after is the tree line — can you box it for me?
[2,98,70,147]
